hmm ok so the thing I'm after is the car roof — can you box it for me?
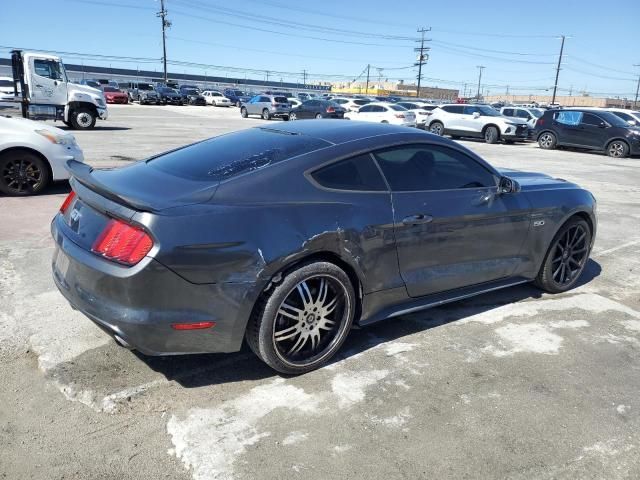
[258,120,429,145]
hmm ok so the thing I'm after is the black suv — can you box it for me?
[535,109,640,158]
[179,86,206,106]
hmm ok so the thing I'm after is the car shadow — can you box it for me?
[137,259,601,388]
[58,126,131,131]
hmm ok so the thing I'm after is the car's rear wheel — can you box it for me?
[484,126,499,144]
[246,261,356,375]
[240,107,248,118]
[0,150,50,196]
[535,217,591,293]
[315,113,323,119]
[289,112,297,121]
[236,101,242,107]
[606,140,629,158]
[262,109,271,120]
[538,132,557,150]
[429,121,444,135]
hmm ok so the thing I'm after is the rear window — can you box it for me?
[0,80,12,87]
[274,96,289,103]
[149,128,331,181]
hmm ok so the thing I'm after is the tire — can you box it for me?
[0,150,50,196]
[315,113,323,119]
[534,217,592,293]
[69,107,96,129]
[606,140,629,158]
[484,126,499,144]
[381,120,389,124]
[262,109,271,120]
[538,132,557,150]
[241,107,248,118]
[246,261,356,375]
[289,112,297,121]
[429,121,444,136]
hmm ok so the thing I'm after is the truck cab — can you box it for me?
[9,50,108,129]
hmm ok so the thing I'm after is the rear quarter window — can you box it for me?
[149,128,331,181]
[311,154,386,191]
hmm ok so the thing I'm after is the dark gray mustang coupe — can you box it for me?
[52,121,597,374]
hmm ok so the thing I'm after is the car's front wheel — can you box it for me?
[429,121,444,136]
[535,217,591,293]
[246,261,356,374]
[240,107,248,118]
[70,108,96,129]
[607,140,629,158]
[538,132,557,150]
[484,126,499,144]
[0,150,50,196]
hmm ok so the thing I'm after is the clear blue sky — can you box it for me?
[1,0,638,97]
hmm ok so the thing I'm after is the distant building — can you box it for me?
[483,94,636,109]
[331,80,458,99]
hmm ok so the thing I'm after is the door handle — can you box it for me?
[402,214,433,225]
[35,84,43,88]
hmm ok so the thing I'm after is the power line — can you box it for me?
[433,44,556,65]
[172,0,416,41]
[431,40,555,57]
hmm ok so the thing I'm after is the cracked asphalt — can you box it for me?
[1,104,639,480]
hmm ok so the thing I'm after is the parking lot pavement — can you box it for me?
[1,105,639,479]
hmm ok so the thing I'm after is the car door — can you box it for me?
[570,112,609,149]
[245,96,259,115]
[355,104,374,121]
[552,110,583,145]
[303,100,320,118]
[459,105,487,135]
[440,105,465,133]
[29,57,68,105]
[373,143,532,297]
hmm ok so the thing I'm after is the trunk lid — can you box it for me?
[66,160,219,212]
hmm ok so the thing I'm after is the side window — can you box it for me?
[463,105,482,115]
[502,108,513,116]
[442,105,464,114]
[311,154,386,191]
[260,96,270,102]
[581,113,603,126]
[372,105,385,112]
[555,111,583,126]
[34,59,63,80]
[359,105,373,113]
[373,145,497,192]
[614,112,633,122]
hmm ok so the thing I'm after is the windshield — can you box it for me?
[149,128,330,180]
[530,108,544,118]
[232,90,244,96]
[465,105,500,116]
[159,87,175,93]
[0,80,12,87]
[185,89,198,95]
[138,83,154,90]
[103,87,120,92]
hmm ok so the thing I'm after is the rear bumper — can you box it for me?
[51,216,254,355]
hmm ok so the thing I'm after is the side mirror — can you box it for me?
[473,112,481,119]
[499,176,521,194]
[628,120,637,126]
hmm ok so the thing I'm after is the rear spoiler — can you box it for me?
[65,160,154,212]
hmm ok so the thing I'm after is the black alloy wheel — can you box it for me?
[246,261,355,374]
[0,151,50,196]
[535,217,591,293]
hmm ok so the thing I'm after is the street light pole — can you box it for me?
[634,64,640,108]
[476,66,485,100]
[551,35,566,106]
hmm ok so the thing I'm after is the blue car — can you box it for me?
[223,88,251,107]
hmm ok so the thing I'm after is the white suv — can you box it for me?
[428,104,529,143]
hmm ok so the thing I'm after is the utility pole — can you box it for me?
[506,85,510,95]
[302,69,307,87]
[476,65,485,100]
[634,64,640,108]
[157,0,171,84]
[551,35,566,106]
[414,27,431,98]
[365,64,370,94]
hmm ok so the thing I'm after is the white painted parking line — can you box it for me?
[593,239,640,257]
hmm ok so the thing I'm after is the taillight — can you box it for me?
[91,219,153,265]
[59,191,76,213]
[326,106,335,113]
[537,118,544,125]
